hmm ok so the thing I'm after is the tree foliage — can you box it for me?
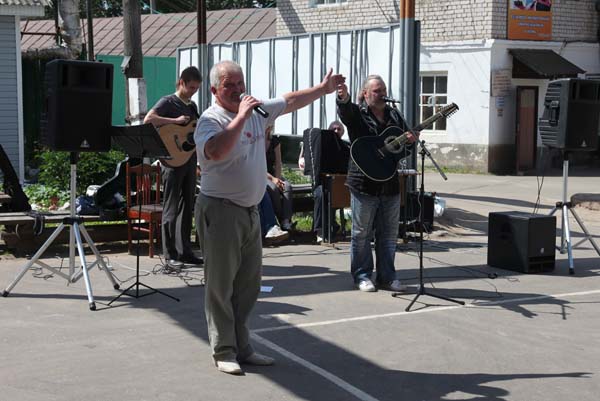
[43,0,274,19]
[84,0,123,18]
[143,0,274,14]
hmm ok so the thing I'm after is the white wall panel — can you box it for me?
[312,35,322,128]
[390,26,402,101]
[366,28,391,84]
[248,40,270,101]
[274,38,294,134]
[296,35,312,135]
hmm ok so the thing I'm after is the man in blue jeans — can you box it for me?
[337,75,416,292]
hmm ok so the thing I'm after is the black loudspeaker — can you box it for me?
[487,211,556,273]
[41,60,114,152]
[539,78,600,152]
[302,128,350,186]
[400,191,434,232]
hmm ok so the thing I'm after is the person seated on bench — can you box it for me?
[258,190,289,244]
[257,125,289,244]
[265,125,294,231]
[299,121,348,243]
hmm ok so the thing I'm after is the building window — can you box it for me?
[419,74,448,131]
[310,0,347,6]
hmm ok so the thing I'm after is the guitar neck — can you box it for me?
[412,110,446,132]
[388,108,449,147]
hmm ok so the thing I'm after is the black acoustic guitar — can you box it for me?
[350,103,459,182]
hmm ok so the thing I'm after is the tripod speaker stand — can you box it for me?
[393,140,464,311]
[2,153,120,311]
[108,124,180,305]
[548,152,600,275]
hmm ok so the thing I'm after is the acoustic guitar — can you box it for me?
[350,103,459,182]
[158,120,197,168]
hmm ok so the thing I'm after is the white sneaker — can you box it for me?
[384,279,407,292]
[240,352,275,366]
[316,235,323,244]
[215,359,243,375]
[356,277,376,292]
[265,225,289,243]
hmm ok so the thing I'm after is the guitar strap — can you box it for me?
[359,103,407,135]
[169,94,199,120]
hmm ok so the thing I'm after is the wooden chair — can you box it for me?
[321,173,351,244]
[126,162,163,258]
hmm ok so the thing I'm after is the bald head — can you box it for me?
[210,60,244,89]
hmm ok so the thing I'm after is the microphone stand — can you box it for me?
[393,139,464,311]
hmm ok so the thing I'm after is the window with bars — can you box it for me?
[419,74,448,131]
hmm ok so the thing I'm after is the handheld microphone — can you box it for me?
[382,96,401,103]
[239,94,269,118]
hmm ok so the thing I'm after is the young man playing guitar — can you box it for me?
[337,75,416,293]
[144,66,203,268]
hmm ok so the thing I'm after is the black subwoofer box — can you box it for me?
[400,191,434,232]
[41,60,113,152]
[487,211,556,273]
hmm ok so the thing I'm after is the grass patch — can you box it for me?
[424,165,488,174]
[291,210,351,233]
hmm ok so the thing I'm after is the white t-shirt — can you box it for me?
[195,98,287,207]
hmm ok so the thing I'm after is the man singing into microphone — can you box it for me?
[337,75,416,293]
[194,60,345,374]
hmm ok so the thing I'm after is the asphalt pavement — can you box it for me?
[1,169,599,401]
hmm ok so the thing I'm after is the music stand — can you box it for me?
[108,124,180,304]
[394,140,464,311]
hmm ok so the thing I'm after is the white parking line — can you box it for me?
[254,288,600,334]
[252,333,380,401]
[251,288,600,400]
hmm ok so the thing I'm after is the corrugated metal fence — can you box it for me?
[177,21,420,138]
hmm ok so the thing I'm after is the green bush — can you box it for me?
[37,150,126,194]
[23,183,69,208]
[283,166,310,184]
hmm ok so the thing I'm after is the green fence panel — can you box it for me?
[97,55,176,126]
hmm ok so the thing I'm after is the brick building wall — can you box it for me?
[277,0,599,43]
[552,0,598,42]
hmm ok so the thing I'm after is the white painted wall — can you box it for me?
[489,40,600,148]
[420,39,600,152]
[419,40,492,146]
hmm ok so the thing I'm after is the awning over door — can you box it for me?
[509,49,585,79]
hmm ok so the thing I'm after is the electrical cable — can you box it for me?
[532,146,548,215]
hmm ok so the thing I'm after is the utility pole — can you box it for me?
[400,0,419,186]
[400,0,417,126]
[400,0,415,18]
[123,0,146,125]
[85,0,94,60]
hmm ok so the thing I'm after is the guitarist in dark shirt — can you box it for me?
[336,75,416,293]
[144,66,203,268]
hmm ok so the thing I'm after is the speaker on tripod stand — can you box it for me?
[3,60,119,310]
[537,78,600,274]
[42,59,113,152]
